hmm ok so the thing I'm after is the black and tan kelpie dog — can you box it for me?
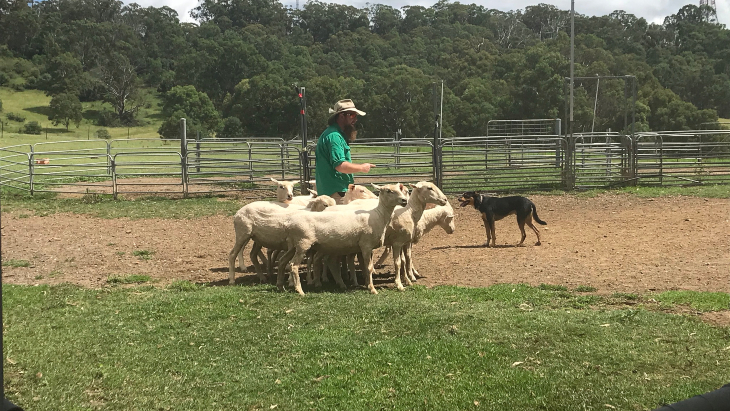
[458,192,547,247]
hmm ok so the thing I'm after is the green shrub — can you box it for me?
[6,112,25,122]
[22,121,42,135]
[96,128,111,139]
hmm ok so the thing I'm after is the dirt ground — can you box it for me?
[2,190,729,298]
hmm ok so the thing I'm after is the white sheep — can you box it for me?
[381,181,448,290]
[343,183,378,204]
[228,179,335,284]
[276,183,409,295]
[316,183,410,287]
[376,201,455,281]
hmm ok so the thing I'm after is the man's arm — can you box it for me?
[335,161,376,173]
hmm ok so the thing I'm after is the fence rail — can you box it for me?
[1,130,729,197]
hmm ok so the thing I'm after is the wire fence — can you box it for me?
[2,130,729,197]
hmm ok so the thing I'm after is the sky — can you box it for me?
[130,0,729,28]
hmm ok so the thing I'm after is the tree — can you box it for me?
[158,85,221,139]
[39,52,85,96]
[48,93,83,130]
[94,53,146,125]
[218,117,244,139]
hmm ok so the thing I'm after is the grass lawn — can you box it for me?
[2,283,729,411]
[0,87,163,145]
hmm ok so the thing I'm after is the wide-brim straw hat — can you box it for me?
[328,99,366,119]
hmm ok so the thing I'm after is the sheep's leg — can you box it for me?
[288,250,307,296]
[229,236,250,285]
[276,248,296,291]
[306,249,315,285]
[401,249,413,286]
[392,244,405,291]
[266,248,276,278]
[361,248,378,295]
[312,251,325,288]
[249,242,267,283]
[323,255,347,290]
[375,247,390,268]
[346,254,359,286]
[404,244,417,282]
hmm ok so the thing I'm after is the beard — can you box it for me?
[343,124,357,143]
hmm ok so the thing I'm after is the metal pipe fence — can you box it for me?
[1,130,730,197]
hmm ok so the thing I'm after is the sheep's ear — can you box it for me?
[408,183,417,189]
[270,177,278,184]
[371,183,382,191]
[309,189,318,197]
[348,183,356,190]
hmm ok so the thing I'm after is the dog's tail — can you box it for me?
[531,203,547,225]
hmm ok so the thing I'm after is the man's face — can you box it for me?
[342,112,358,142]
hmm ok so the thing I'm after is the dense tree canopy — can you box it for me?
[1,0,727,137]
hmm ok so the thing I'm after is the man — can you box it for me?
[315,99,376,204]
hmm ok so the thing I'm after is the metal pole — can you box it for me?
[180,118,188,197]
[432,82,441,188]
[298,86,309,194]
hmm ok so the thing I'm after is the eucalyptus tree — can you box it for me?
[363,65,434,140]
[48,93,83,130]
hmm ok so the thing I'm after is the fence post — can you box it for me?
[432,82,442,188]
[298,86,309,194]
[180,118,188,198]
[196,130,201,174]
[112,157,118,200]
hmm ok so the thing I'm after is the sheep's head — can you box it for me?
[438,202,455,234]
[270,178,295,202]
[307,195,336,211]
[410,181,448,206]
[343,183,378,204]
[372,183,408,208]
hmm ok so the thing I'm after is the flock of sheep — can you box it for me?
[228,178,456,295]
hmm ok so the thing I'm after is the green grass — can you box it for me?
[132,249,155,260]
[107,274,152,284]
[0,87,164,145]
[2,283,728,410]
[0,188,244,218]
[653,290,730,312]
[2,259,31,267]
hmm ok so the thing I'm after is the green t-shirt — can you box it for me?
[315,124,354,196]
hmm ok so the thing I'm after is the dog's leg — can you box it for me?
[487,216,497,247]
[526,215,542,245]
[517,218,527,246]
[481,213,491,247]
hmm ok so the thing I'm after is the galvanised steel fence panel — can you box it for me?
[112,152,185,197]
[184,139,302,195]
[3,130,730,197]
[574,134,633,189]
[439,136,566,194]
[0,144,32,191]
[304,139,435,187]
[22,140,113,194]
[635,131,730,186]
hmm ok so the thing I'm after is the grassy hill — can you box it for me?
[0,87,164,146]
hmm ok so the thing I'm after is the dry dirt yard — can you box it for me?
[2,192,729,299]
